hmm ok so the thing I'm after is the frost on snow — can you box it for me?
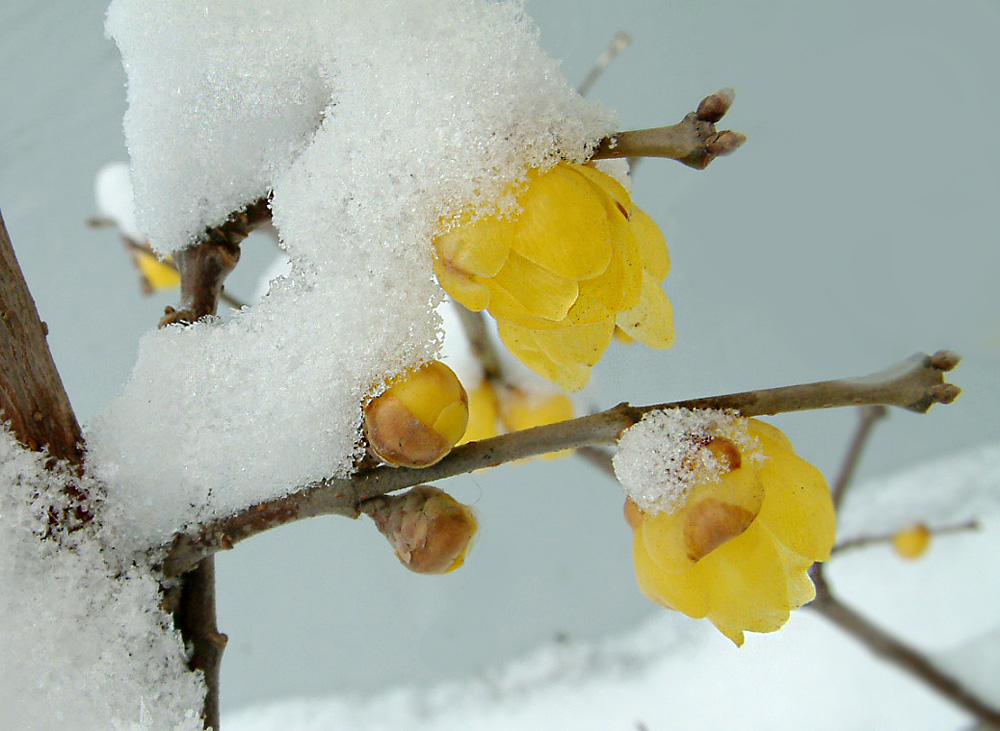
[613,409,761,515]
[0,428,204,729]
[87,0,617,548]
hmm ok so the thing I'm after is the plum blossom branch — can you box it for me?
[591,88,747,169]
[161,350,960,577]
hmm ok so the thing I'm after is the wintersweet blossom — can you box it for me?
[626,418,836,646]
[433,162,673,391]
[458,382,574,459]
[364,361,469,468]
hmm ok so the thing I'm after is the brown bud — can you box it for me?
[623,497,643,530]
[361,485,477,575]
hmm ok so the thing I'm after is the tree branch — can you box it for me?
[831,519,979,556]
[159,198,270,326]
[0,206,90,528]
[831,405,888,511]
[591,89,747,169]
[162,351,959,577]
[0,207,84,466]
[170,557,227,730]
[810,564,1000,726]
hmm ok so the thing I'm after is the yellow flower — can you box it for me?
[364,361,469,468]
[459,382,501,444]
[433,162,673,391]
[629,419,836,646]
[458,380,574,460]
[892,523,931,560]
[133,244,181,293]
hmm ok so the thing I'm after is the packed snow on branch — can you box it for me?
[86,0,616,549]
[0,428,205,729]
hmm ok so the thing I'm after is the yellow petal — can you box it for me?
[641,468,764,574]
[136,250,181,290]
[699,520,792,640]
[630,206,670,282]
[434,214,513,278]
[497,321,591,391]
[512,165,613,280]
[615,270,675,349]
[460,382,500,444]
[752,431,836,562]
[633,522,711,619]
[499,390,574,432]
[487,251,579,321]
[566,163,633,220]
[530,318,615,368]
[434,257,490,311]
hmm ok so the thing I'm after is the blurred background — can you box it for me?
[1,0,998,720]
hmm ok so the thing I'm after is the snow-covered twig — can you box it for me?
[162,351,960,577]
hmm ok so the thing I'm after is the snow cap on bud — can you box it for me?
[892,523,931,560]
[361,485,477,574]
[364,361,469,468]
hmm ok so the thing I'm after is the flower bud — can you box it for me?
[892,523,931,560]
[364,361,469,468]
[361,485,477,574]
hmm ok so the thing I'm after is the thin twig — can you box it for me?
[162,351,960,577]
[832,519,980,556]
[575,446,616,479]
[578,32,631,97]
[454,307,504,383]
[831,405,888,511]
[591,89,746,169]
[810,564,1000,726]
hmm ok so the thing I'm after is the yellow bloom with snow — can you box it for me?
[433,162,673,391]
[624,418,836,646]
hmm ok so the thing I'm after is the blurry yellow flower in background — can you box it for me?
[434,162,673,391]
[626,418,836,646]
[458,380,575,460]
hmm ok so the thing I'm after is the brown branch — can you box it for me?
[0,207,84,465]
[160,204,275,727]
[159,198,270,326]
[0,206,91,528]
[171,557,227,730]
[810,564,1000,726]
[454,307,504,383]
[162,351,959,577]
[831,519,979,556]
[831,405,888,510]
[591,89,747,169]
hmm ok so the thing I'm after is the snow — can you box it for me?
[88,0,616,549]
[0,428,204,730]
[612,408,759,514]
[94,162,143,242]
